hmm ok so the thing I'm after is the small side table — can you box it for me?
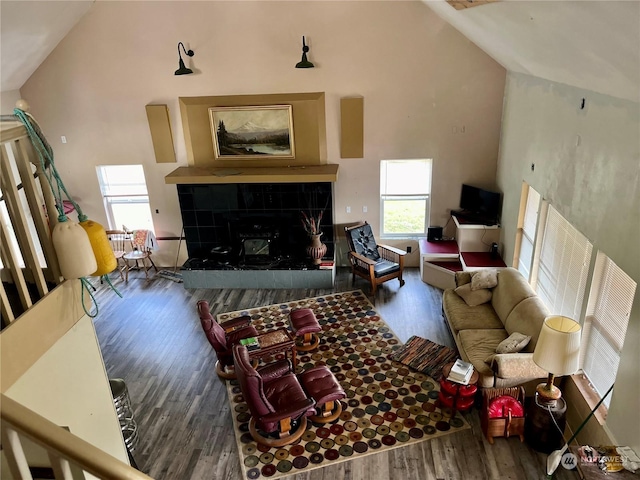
[525,393,567,453]
[438,362,479,416]
[247,328,297,369]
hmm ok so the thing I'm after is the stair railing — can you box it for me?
[1,119,145,479]
[1,394,153,480]
[1,120,63,323]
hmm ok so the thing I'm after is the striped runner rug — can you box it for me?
[391,336,459,380]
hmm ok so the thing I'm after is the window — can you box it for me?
[96,165,154,232]
[581,254,636,407]
[514,194,634,411]
[533,205,592,321]
[515,184,540,280]
[380,159,431,237]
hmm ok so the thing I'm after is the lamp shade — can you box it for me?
[533,315,582,375]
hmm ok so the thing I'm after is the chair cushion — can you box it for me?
[290,309,321,335]
[262,375,314,430]
[373,259,399,277]
[299,366,346,405]
[347,224,381,261]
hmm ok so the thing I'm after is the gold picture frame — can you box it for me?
[209,105,295,160]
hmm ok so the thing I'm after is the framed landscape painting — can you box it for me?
[209,105,295,160]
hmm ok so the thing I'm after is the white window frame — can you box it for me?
[514,183,540,280]
[96,165,154,233]
[379,159,432,238]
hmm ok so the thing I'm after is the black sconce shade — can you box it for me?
[175,42,195,75]
[295,36,314,69]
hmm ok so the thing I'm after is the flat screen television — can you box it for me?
[459,184,501,222]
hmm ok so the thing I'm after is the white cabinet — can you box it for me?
[453,216,501,252]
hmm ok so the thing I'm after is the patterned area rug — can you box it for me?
[391,335,459,381]
[218,290,470,480]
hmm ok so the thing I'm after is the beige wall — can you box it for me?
[3,316,129,478]
[496,72,640,451]
[1,89,21,114]
[19,1,505,267]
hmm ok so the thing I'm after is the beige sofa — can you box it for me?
[442,267,549,391]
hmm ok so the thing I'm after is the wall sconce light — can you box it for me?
[295,36,314,69]
[175,42,195,75]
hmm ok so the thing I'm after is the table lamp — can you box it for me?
[532,315,582,406]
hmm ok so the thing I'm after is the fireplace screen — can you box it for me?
[242,238,271,257]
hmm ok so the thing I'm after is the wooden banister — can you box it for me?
[1,394,154,480]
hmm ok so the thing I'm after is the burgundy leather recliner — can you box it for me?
[197,300,258,379]
[233,344,316,447]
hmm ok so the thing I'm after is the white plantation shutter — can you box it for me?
[536,206,592,320]
[517,187,540,279]
[581,254,636,407]
[523,188,540,239]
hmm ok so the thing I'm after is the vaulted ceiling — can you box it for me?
[426,0,640,102]
[1,0,639,101]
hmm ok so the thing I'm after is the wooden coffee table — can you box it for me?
[247,328,297,368]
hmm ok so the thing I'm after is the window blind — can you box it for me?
[97,165,149,196]
[380,159,431,196]
[523,187,540,240]
[517,186,540,279]
[536,206,592,320]
[581,254,636,406]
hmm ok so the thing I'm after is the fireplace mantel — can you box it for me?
[165,164,338,185]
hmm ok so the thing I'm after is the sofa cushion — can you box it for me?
[443,290,504,332]
[455,283,492,306]
[455,271,474,287]
[503,296,549,352]
[491,353,547,379]
[496,332,531,354]
[471,269,498,290]
[457,329,509,378]
[490,268,537,323]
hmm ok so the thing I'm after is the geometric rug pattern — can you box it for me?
[217,290,470,480]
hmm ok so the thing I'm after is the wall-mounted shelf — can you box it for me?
[164,164,338,185]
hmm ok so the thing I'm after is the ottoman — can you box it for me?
[289,308,321,352]
[299,366,345,423]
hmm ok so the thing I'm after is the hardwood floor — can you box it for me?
[92,267,576,480]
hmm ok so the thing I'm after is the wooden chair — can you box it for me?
[344,222,407,296]
[122,229,158,282]
[105,230,129,281]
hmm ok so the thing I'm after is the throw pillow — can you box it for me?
[471,269,498,291]
[455,283,493,307]
[495,332,531,354]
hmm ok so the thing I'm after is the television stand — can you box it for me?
[453,216,501,252]
[451,210,499,226]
